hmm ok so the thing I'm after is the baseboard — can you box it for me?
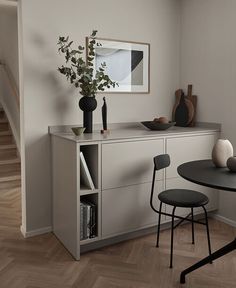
[211,213,236,228]
[20,225,52,238]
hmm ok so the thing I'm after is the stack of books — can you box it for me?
[80,201,97,240]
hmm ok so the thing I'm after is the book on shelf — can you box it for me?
[80,203,85,240]
[80,151,95,190]
[80,200,97,240]
[86,201,96,238]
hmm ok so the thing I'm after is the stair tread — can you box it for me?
[0,144,16,150]
[0,110,19,186]
[0,131,12,136]
[0,165,20,173]
[0,174,21,183]
[0,118,8,124]
[0,168,20,175]
[0,158,20,165]
[0,154,18,161]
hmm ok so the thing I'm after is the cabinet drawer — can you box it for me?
[101,181,163,238]
[166,134,218,179]
[165,178,219,217]
[102,139,164,190]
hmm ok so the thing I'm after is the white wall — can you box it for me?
[19,0,181,233]
[180,0,236,222]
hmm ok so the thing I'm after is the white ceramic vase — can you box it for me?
[212,139,233,168]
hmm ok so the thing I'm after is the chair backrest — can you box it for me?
[153,154,170,171]
[150,154,170,213]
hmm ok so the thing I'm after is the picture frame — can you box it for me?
[87,37,150,93]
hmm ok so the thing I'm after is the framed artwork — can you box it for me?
[87,37,150,93]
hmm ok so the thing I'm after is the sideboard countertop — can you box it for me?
[49,122,221,143]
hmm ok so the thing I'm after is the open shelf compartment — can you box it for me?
[79,144,99,191]
[80,193,99,242]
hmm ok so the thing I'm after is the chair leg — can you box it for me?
[170,206,176,268]
[191,208,195,244]
[156,201,163,247]
[202,205,212,263]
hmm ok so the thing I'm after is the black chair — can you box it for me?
[150,154,212,268]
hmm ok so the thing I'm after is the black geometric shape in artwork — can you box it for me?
[131,50,143,71]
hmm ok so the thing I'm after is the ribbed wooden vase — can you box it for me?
[212,139,233,168]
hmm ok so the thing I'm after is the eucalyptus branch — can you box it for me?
[57,30,118,97]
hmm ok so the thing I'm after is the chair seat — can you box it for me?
[158,189,209,207]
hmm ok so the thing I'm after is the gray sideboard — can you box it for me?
[50,122,220,260]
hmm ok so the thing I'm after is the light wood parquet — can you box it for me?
[1,184,236,288]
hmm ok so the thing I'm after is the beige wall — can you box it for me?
[0,5,19,87]
[19,0,181,232]
[180,0,236,221]
[0,4,20,149]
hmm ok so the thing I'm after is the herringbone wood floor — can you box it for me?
[1,185,236,288]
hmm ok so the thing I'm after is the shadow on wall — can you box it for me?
[25,133,52,229]
[48,71,76,118]
[25,31,78,123]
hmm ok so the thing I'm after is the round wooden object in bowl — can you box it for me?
[227,157,236,172]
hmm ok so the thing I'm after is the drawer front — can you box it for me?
[165,178,219,217]
[101,181,163,238]
[102,139,164,190]
[166,134,218,179]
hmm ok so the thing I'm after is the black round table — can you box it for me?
[177,159,236,284]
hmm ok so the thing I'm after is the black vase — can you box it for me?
[79,96,97,133]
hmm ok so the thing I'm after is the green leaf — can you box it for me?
[78,58,85,65]
[59,36,65,42]
[67,41,73,47]
[71,50,79,55]
[91,30,98,37]
[71,57,77,64]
